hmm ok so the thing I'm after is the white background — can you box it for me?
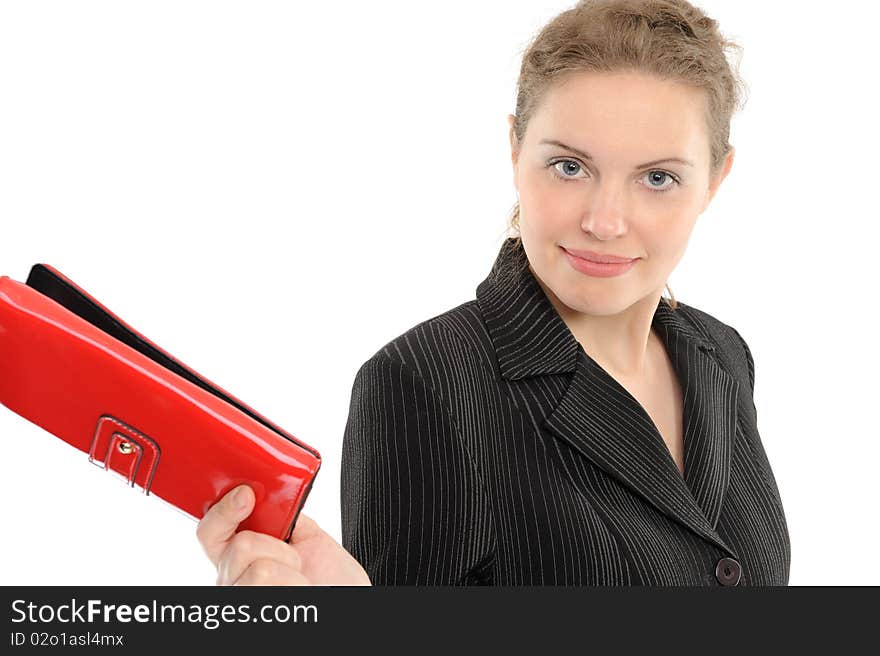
[1,0,876,586]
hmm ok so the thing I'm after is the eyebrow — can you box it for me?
[539,139,695,168]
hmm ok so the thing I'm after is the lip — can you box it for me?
[561,246,639,278]
[562,247,638,264]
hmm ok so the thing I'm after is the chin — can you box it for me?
[562,291,636,317]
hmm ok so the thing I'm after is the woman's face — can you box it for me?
[509,70,734,317]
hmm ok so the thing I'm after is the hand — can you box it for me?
[196,484,371,586]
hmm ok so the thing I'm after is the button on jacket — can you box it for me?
[340,237,791,586]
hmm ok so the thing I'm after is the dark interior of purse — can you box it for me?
[25,264,319,459]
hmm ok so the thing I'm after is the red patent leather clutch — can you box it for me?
[0,263,321,542]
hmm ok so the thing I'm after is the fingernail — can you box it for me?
[233,487,248,510]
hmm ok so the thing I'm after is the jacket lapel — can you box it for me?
[476,238,740,556]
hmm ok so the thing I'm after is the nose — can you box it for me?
[579,185,629,239]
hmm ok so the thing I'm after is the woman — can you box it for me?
[196,0,791,586]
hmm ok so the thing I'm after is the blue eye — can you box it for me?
[642,169,679,192]
[548,158,680,193]
[551,159,588,180]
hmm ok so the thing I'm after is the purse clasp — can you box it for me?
[88,414,160,494]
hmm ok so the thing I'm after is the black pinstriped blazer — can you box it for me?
[340,237,791,586]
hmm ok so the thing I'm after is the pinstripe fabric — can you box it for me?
[340,237,791,586]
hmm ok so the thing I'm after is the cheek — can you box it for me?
[644,211,695,243]
[641,219,679,252]
[637,216,698,277]
[519,175,571,234]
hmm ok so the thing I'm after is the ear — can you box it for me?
[508,114,520,193]
[702,145,735,213]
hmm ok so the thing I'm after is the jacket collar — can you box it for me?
[475,237,716,381]
[475,238,740,556]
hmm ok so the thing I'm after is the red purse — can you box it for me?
[0,263,321,542]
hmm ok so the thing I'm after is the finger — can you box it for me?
[232,558,311,586]
[216,530,303,586]
[196,484,255,566]
[287,511,323,544]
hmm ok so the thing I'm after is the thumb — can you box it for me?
[196,484,255,566]
[287,511,323,544]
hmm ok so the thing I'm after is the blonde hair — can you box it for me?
[505,0,748,310]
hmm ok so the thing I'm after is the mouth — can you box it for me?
[561,247,639,264]
[560,246,640,278]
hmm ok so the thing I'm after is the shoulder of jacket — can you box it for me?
[354,299,484,383]
[348,306,480,441]
[676,300,755,392]
[676,300,736,339]
[367,299,481,362]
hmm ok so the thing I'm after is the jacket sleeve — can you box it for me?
[340,351,495,585]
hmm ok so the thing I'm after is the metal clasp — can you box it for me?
[88,414,160,495]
